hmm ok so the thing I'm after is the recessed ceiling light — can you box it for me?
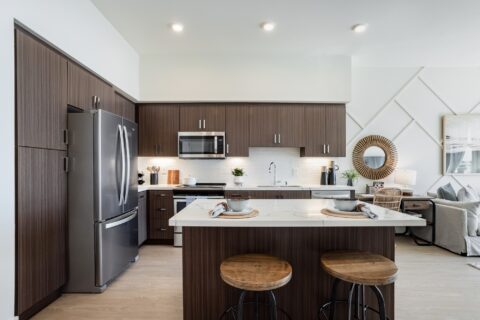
[260,22,275,32]
[171,23,184,33]
[351,24,367,33]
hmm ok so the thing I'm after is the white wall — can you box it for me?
[139,66,480,195]
[0,1,139,319]
[140,53,351,102]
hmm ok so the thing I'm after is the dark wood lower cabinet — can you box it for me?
[16,147,67,318]
[148,191,174,240]
[225,190,311,199]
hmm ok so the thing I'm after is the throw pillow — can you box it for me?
[433,199,480,236]
[437,183,458,201]
[457,185,479,202]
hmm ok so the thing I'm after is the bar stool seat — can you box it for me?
[321,250,398,286]
[220,254,292,320]
[221,254,292,291]
[319,251,398,320]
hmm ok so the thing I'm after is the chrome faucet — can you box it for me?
[268,161,278,186]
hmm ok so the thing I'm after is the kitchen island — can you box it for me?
[169,199,425,320]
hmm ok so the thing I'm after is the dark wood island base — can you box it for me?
[182,227,395,320]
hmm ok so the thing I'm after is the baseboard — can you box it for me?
[17,287,62,320]
[144,239,174,245]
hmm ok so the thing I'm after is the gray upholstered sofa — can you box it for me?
[411,188,480,256]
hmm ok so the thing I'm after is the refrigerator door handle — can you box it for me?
[123,125,131,205]
[105,211,137,229]
[118,124,126,206]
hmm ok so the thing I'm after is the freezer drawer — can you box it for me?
[96,210,138,287]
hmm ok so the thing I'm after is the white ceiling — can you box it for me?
[92,0,480,66]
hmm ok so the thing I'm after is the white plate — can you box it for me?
[222,208,254,216]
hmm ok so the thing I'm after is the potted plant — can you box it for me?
[342,169,359,187]
[231,168,246,186]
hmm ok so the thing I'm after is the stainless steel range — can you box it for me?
[173,183,226,247]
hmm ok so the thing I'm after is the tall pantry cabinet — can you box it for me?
[15,27,68,319]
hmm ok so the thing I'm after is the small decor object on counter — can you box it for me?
[231,167,246,186]
[167,169,180,184]
[147,166,160,185]
[320,166,328,185]
[327,161,339,185]
[138,172,145,185]
[341,169,359,187]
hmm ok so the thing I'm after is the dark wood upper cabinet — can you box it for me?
[114,92,135,122]
[179,105,225,131]
[249,105,304,147]
[324,104,346,157]
[249,105,277,147]
[15,29,68,151]
[138,104,179,156]
[16,147,67,316]
[225,105,249,157]
[302,104,346,157]
[277,105,305,147]
[67,61,114,111]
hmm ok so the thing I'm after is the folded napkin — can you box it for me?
[356,203,378,219]
[209,202,228,218]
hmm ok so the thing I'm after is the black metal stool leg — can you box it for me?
[237,290,247,320]
[268,290,278,320]
[347,284,357,320]
[370,286,387,320]
[361,285,366,320]
[255,292,259,320]
[328,278,340,320]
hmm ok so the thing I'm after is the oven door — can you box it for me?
[173,197,195,247]
[178,132,225,159]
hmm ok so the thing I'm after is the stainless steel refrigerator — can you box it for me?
[65,109,138,293]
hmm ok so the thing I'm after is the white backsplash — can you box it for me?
[138,148,351,186]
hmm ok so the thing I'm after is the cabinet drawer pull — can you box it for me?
[157,208,167,211]
[157,228,167,231]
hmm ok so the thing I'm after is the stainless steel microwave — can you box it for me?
[178,132,225,159]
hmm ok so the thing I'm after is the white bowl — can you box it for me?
[227,198,250,212]
[333,199,357,211]
[183,177,196,186]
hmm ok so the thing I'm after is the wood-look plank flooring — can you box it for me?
[34,237,480,320]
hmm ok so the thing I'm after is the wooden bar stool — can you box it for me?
[220,254,292,320]
[319,251,398,320]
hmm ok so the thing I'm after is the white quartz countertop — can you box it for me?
[168,199,426,228]
[138,184,355,192]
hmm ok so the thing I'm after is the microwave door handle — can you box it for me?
[118,125,126,206]
[214,136,218,153]
[123,125,131,205]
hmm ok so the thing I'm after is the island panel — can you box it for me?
[182,226,395,320]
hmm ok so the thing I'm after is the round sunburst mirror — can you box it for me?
[353,135,398,180]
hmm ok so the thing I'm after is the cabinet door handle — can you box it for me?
[92,96,96,109]
[327,144,330,154]
[203,119,206,129]
[63,129,69,145]
[278,134,281,144]
[96,96,101,108]
[226,143,230,154]
[323,144,326,154]
[157,208,167,211]
[198,119,202,129]
[274,134,277,144]
[63,157,69,173]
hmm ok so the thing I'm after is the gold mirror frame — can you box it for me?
[353,135,398,180]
